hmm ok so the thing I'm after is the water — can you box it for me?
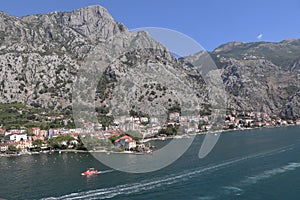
[1,126,300,200]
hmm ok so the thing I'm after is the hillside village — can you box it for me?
[1,109,300,155]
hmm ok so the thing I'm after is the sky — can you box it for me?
[0,0,299,51]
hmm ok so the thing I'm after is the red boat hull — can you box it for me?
[81,170,99,176]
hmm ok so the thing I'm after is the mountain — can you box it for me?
[0,5,299,119]
[209,40,300,117]
[211,39,300,70]
[0,5,119,110]
[0,5,207,120]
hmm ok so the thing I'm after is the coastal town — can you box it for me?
[1,109,300,156]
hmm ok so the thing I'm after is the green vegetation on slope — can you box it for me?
[0,103,74,130]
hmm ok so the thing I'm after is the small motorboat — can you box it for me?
[81,168,99,176]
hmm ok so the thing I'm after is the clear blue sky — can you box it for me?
[0,0,299,51]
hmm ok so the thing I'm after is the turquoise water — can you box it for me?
[1,126,300,200]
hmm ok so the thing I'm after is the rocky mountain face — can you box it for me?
[0,5,299,117]
[0,5,123,110]
[210,40,300,117]
[0,5,207,118]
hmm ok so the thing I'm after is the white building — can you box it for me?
[169,112,180,121]
[114,135,136,150]
[150,117,159,124]
[140,117,149,123]
[9,134,27,142]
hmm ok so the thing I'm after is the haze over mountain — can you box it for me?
[0,5,299,118]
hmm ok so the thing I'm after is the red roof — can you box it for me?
[115,135,135,143]
[0,143,9,147]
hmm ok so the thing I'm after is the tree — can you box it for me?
[109,135,120,143]
[0,134,5,142]
[32,139,43,147]
[158,124,179,136]
[168,105,181,114]
[198,120,207,129]
[98,115,114,128]
[129,110,149,118]
[126,131,143,142]
[32,139,44,152]
[8,145,20,152]
[48,135,75,149]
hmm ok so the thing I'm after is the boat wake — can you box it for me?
[41,144,297,200]
[98,170,114,174]
[222,186,244,196]
[241,162,300,186]
[216,162,300,199]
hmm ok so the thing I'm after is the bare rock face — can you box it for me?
[0,5,128,110]
[211,40,300,117]
[22,5,127,42]
[0,5,205,115]
[0,5,299,117]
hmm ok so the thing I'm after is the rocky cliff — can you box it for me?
[209,40,300,117]
[0,5,299,118]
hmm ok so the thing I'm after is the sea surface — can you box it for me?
[1,126,300,200]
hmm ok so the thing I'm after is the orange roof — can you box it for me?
[115,135,134,143]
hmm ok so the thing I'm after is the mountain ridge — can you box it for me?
[0,5,299,118]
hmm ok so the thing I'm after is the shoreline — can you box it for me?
[0,147,147,157]
[1,124,299,157]
[142,124,300,142]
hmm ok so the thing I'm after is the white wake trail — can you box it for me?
[41,144,297,200]
[242,162,300,185]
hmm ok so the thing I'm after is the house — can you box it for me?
[48,128,59,138]
[47,115,63,121]
[244,118,254,124]
[169,112,180,121]
[39,130,48,137]
[188,115,201,123]
[255,122,264,127]
[114,135,136,150]
[9,133,27,142]
[51,134,61,138]
[179,116,188,123]
[186,126,199,133]
[140,117,149,123]
[0,143,8,152]
[17,140,33,150]
[5,129,26,136]
[146,126,161,135]
[30,127,40,135]
[150,117,159,124]
[32,135,45,141]
[125,116,134,122]
[201,124,212,131]
[114,116,126,124]
[133,117,140,122]
[70,133,79,140]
